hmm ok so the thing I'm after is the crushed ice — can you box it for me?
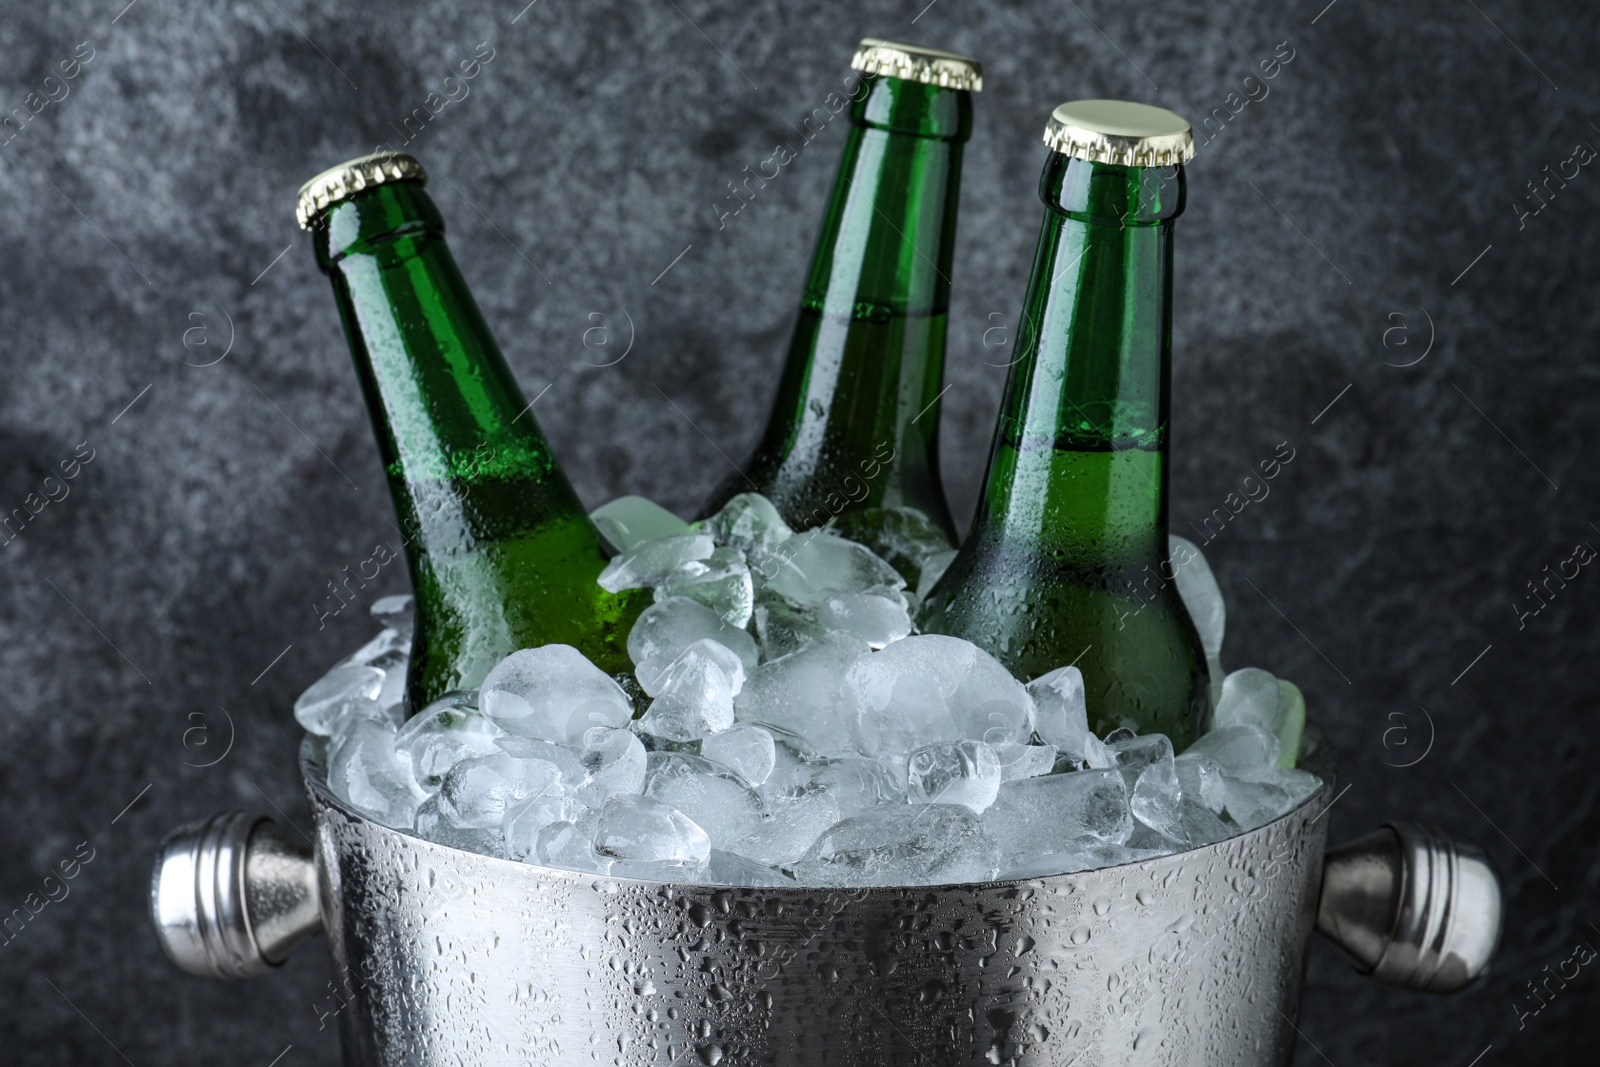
[305,495,1320,886]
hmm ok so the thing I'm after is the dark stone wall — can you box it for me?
[0,0,1593,1062]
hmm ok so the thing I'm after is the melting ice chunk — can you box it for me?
[655,547,754,628]
[598,533,716,592]
[701,493,793,558]
[295,664,385,737]
[575,726,647,806]
[726,790,839,867]
[981,769,1132,872]
[628,596,759,676]
[643,752,764,850]
[394,693,503,788]
[846,635,1034,765]
[591,496,693,553]
[794,804,1000,887]
[636,640,741,741]
[906,740,1002,814]
[992,742,1058,781]
[759,529,904,607]
[813,593,912,649]
[479,645,633,744]
[735,634,869,758]
[435,754,564,830]
[595,794,711,869]
[701,723,777,786]
[1026,666,1109,768]
[327,719,428,829]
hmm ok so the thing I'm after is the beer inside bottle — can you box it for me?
[917,102,1210,747]
[700,39,982,584]
[299,154,645,710]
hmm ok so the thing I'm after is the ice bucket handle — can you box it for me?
[149,812,323,980]
[1316,821,1503,994]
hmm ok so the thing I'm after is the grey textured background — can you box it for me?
[1,0,1594,1063]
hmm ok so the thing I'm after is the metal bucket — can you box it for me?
[150,726,1501,1066]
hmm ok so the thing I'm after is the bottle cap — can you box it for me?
[1043,100,1194,166]
[296,152,428,230]
[850,38,983,91]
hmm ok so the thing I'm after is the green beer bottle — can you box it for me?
[700,39,981,584]
[917,102,1210,747]
[298,153,645,710]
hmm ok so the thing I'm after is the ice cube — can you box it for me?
[1107,733,1174,781]
[843,506,954,591]
[1180,801,1235,846]
[760,530,904,606]
[574,726,646,806]
[1169,534,1225,660]
[735,634,869,758]
[635,636,747,698]
[413,795,506,856]
[1273,680,1307,768]
[395,693,504,788]
[701,723,777,786]
[1221,767,1322,830]
[643,752,764,849]
[981,769,1132,870]
[1123,748,1186,843]
[906,740,1003,813]
[1213,668,1281,735]
[1107,735,1185,838]
[327,719,428,829]
[479,645,633,744]
[1026,666,1109,766]
[846,636,1034,765]
[698,849,795,886]
[598,532,716,593]
[535,810,611,874]
[295,663,385,737]
[636,641,741,742]
[727,789,839,866]
[793,804,1000,887]
[435,754,565,830]
[992,742,1057,781]
[655,547,754,628]
[701,493,793,558]
[591,495,693,553]
[628,596,759,674]
[369,593,413,629]
[1174,752,1227,814]
[751,596,831,659]
[814,593,912,649]
[503,786,583,860]
[594,793,711,868]
[493,735,588,785]
[1184,723,1280,779]
[341,627,408,671]
[761,754,904,817]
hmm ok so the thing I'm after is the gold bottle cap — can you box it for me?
[850,38,983,91]
[1043,100,1194,166]
[295,152,428,230]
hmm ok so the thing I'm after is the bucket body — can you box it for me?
[304,741,1335,1066]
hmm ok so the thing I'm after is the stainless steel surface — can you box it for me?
[1316,822,1502,994]
[145,722,1506,1064]
[307,737,1334,1067]
[149,811,322,979]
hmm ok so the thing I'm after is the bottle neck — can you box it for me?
[314,183,584,513]
[758,74,970,527]
[971,154,1184,569]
